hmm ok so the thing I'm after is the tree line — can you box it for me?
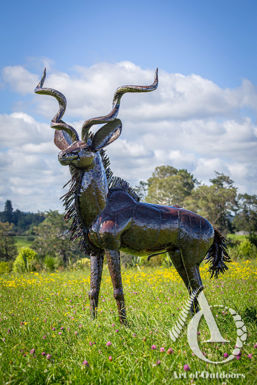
[0,210,83,270]
[0,200,45,234]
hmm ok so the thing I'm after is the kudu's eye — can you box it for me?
[69,149,80,155]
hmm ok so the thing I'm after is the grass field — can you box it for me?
[227,234,248,242]
[14,236,33,251]
[0,260,256,384]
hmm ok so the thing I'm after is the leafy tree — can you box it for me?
[32,211,83,266]
[233,193,257,234]
[134,181,148,201]
[0,200,14,223]
[3,200,13,223]
[145,165,197,206]
[209,172,235,188]
[184,172,237,232]
[0,222,17,261]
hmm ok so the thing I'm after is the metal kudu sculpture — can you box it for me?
[35,68,230,323]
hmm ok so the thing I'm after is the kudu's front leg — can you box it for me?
[88,254,104,319]
[106,250,126,324]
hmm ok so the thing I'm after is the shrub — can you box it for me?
[44,255,59,271]
[238,239,257,259]
[120,252,171,268]
[228,238,257,260]
[137,252,173,267]
[13,253,26,273]
[72,257,91,270]
[13,247,38,273]
[120,252,140,268]
[0,261,12,273]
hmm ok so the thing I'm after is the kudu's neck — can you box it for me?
[72,153,108,229]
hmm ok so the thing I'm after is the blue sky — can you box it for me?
[1,0,257,89]
[0,0,257,211]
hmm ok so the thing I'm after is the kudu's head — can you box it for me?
[34,68,158,170]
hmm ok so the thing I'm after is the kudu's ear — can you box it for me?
[91,119,122,151]
[54,130,73,150]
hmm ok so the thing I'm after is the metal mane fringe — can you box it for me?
[108,176,140,201]
[100,149,139,201]
[60,167,92,254]
[60,150,140,256]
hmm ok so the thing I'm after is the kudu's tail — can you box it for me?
[205,228,231,278]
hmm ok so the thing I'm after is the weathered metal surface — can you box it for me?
[35,68,230,323]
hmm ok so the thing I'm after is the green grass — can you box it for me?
[14,236,33,251]
[0,261,256,385]
[227,234,248,242]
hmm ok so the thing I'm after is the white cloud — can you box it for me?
[21,142,55,154]
[0,61,257,211]
[2,66,38,94]
[0,112,51,146]
[4,61,257,123]
[0,112,67,211]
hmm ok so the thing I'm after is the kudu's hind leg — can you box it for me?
[168,248,203,314]
[183,262,203,314]
[89,254,104,319]
[106,250,126,324]
[168,248,190,289]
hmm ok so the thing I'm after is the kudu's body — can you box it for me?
[35,69,230,323]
